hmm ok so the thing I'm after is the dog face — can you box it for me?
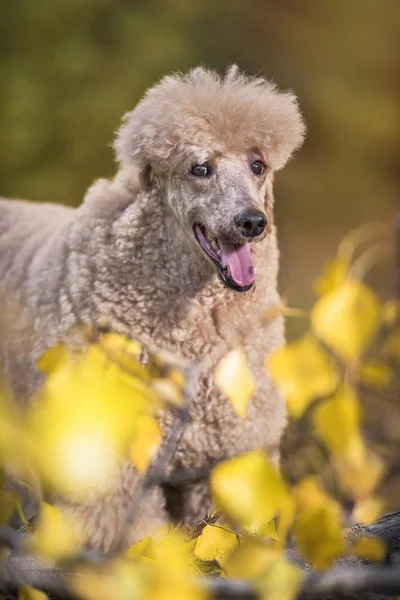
[115,66,305,292]
[164,149,273,292]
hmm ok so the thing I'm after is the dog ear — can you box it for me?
[140,164,154,191]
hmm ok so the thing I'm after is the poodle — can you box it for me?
[0,66,305,551]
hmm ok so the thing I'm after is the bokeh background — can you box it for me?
[0,0,398,311]
[1,0,400,517]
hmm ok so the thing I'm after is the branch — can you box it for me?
[0,511,400,599]
[0,555,76,600]
[298,566,400,599]
[0,527,24,553]
[109,362,198,552]
[204,566,400,600]
[158,459,223,488]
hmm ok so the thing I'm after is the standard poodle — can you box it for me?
[0,66,305,550]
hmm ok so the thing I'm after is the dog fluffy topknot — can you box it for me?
[115,65,305,173]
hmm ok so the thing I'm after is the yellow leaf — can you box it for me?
[259,556,303,600]
[313,387,364,463]
[269,335,338,418]
[0,489,18,526]
[313,389,385,499]
[148,530,207,600]
[332,449,384,500]
[227,539,302,600]
[29,502,84,560]
[256,519,280,540]
[72,559,145,600]
[384,328,400,359]
[194,524,238,564]
[37,345,70,375]
[349,537,386,562]
[359,360,393,390]
[19,585,48,600]
[314,257,349,296]
[0,394,32,479]
[151,379,184,408]
[211,451,292,538]
[311,281,381,362]
[352,496,385,525]
[101,332,142,365]
[130,416,162,474]
[293,477,345,570]
[224,538,280,579]
[381,300,400,325]
[28,343,160,500]
[215,348,256,419]
[126,536,156,560]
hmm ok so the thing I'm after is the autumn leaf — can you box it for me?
[225,538,302,600]
[313,386,364,463]
[72,559,145,600]
[311,281,380,362]
[269,335,338,418]
[29,343,160,500]
[146,530,207,600]
[37,344,70,376]
[130,416,162,474]
[259,556,303,600]
[352,496,385,525]
[126,536,156,561]
[224,537,280,579]
[100,332,143,371]
[0,393,32,479]
[0,488,18,526]
[359,360,393,390]
[151,379,185,408]
[19,585,48,600]
[215,348,256,418]
[333,449,385,500]
[349,536,386,562]
[314,257,349,296]
[194,523,238,564]
[293,477,345,570]
[383,327,400,359]
[211,451,292,538]
[29,502,84,560]
[381,300,400,325]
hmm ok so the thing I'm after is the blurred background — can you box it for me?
[1,0,400,517]
[0,0,398,310]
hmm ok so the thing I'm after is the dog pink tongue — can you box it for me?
[219,240,255,287]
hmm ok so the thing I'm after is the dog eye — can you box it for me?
[251,160,266,176]
[190,163,211,177]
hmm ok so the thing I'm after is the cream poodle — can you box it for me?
[0,66,305,550]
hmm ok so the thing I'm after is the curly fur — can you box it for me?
[0,66,305,551]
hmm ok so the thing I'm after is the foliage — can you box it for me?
[0,221,398,598]
[0,0,397,244]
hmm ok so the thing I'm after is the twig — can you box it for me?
[158,459,223,488]
[0,555,76,600]
[0,511,400,599]
[204,577,258,599]
[298,565,400,599]
[109,363,198,553]
[0,527,24,553]
[5,558,400,600]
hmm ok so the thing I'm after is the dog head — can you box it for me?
[114,66,305,292]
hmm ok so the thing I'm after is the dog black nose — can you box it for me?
[234,209,267,238]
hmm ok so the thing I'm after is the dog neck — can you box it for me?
[71,173,279,349]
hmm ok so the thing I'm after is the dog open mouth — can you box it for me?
[193,224,256,292]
